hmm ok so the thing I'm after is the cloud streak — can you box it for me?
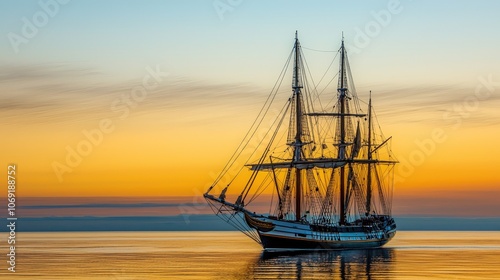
[0,63,266,126]
[21,202,207,209]
[368,83,500,127]
[1,215,499,232]
[3,63,498,129]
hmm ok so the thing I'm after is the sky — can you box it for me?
[1,0,500,218]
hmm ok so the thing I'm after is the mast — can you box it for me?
[339,37,347,225]
[366,91,373,216]
[293,31,303,222]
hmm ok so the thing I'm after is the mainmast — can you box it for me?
[338,37,347,225]
[293,31,303,222]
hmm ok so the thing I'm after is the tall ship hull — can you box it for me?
[246,213,396,250]
[205,195,396,250]
[204,32,398,251]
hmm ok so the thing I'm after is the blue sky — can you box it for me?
[2,0,499,86]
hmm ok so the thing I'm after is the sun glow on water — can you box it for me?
[2,231,500,279]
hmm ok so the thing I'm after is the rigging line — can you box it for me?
[269,178,275,214]
[388,164,395,214]
[248,173,273,205]
[318,72,339,103]
[371,106,396,160]
[323,94,341,118]
[240,99,292,200]
[300,47,325,111]
[345,51,364,114]
[242,100,291,202]
[373,110,387,143]
[316,112,332,151]
[227,213,259,242]
[307,169,323,216]
[299,51,321,149]
[247,164,276,202]
[302,46,338,53]
[304,84,322,144]
[269,121,291,158]
[300,72,315,147]
[232,96,291,189]
[212,53,293,190]
[312,49,340,107]
[211,46,295,189]
[233,60,295,184]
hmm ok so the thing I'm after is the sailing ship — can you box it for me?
[204,32,397,250]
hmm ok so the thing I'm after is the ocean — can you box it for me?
[1,231,500,279]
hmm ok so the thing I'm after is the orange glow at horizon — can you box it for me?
[2,79,500,220]
[3,102,499,198]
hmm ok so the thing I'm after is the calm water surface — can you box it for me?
[1,231,500,279]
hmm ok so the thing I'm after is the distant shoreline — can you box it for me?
[1,215,500,232]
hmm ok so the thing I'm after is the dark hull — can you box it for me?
[259,232,394,251]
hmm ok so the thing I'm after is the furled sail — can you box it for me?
[246,159,347,170]
[351,122,362,158]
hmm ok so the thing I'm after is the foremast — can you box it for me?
[292,31,304,222]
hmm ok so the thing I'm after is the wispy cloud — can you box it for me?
[394,189,500,217]
[2,196,215,218]
[0,63,265,125]
[21,202,206,209]
[2,215,500,232]
[5,63,498,129]
[366,83,500,127]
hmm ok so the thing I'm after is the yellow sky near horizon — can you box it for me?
[2,75,500,200]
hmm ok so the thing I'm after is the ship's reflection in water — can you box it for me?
[249,248,394,279]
